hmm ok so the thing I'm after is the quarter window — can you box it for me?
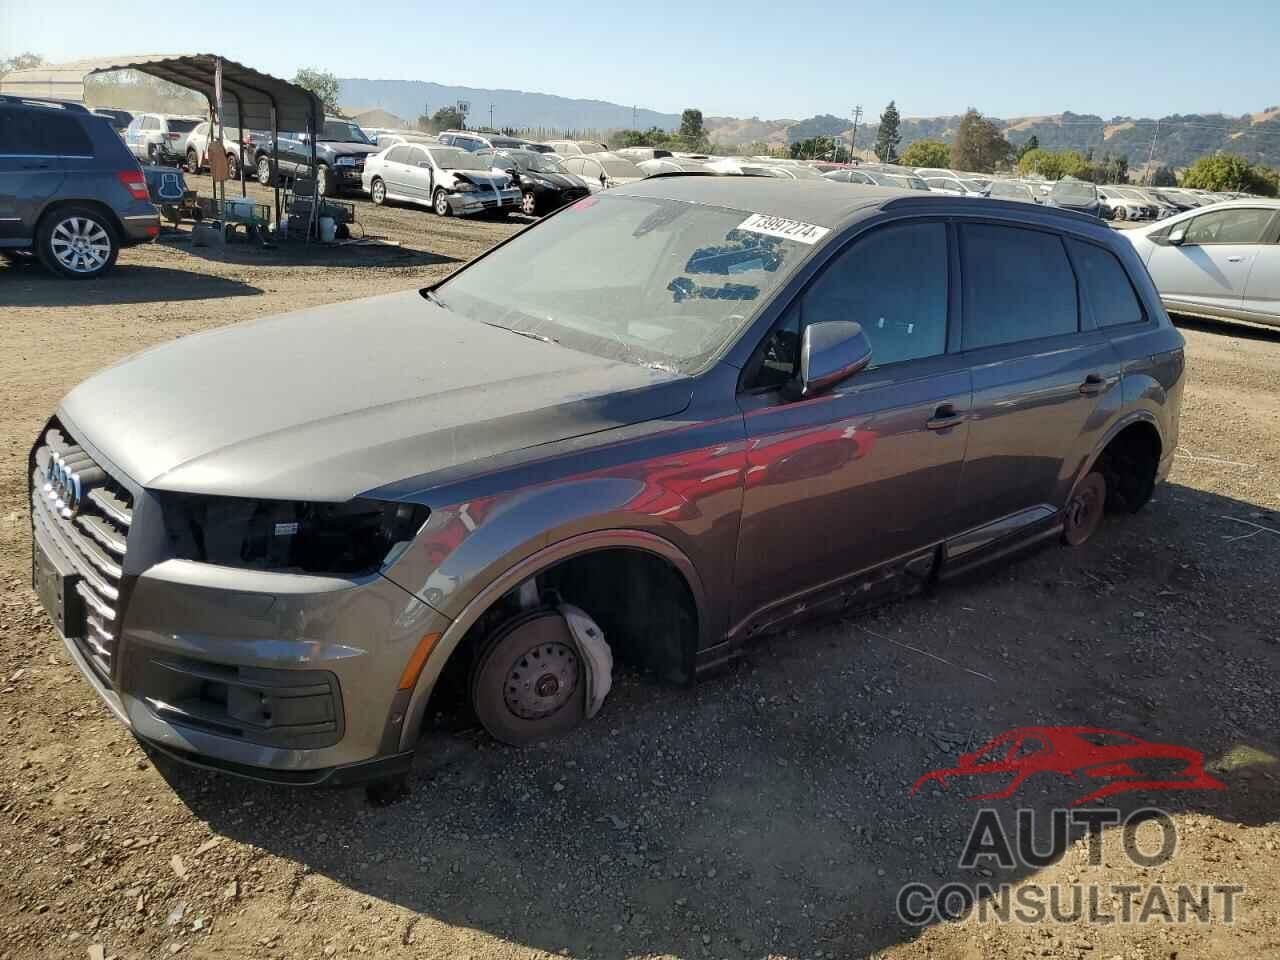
[1067,239,1145,328]
[1183,208,1274,245]
[960,223,1078,349]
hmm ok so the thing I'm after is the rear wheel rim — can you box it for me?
[49,217,111,274]
[258,158,270,183]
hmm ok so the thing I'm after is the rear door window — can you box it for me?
[960,223,1078,349]
[0,107,92,156]
[1066,239,1146,328]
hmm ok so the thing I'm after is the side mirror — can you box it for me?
[793,321,873,398]
[1168,227,1187,246]
[418,161,432,168]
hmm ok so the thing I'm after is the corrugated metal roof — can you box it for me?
[0,54,321,132]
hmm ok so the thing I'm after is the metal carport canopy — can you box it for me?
[1,54,323,132]
[80,54,323,132]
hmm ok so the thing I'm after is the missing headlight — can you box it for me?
[159,495,429,575]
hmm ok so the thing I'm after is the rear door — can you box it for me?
[380,145,408,196]
[1146,207,1275,314]
[1241,214,1280,324]
[0,105,69,243]
[734,219,972,629]
[952,221,1123,535]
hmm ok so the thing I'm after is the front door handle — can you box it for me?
[20,161,50,170]
[926,403,966,430]
[1226,255,1245,263]
[1079,373,1106,396]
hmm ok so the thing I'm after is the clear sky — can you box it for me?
[2,0,1276,121]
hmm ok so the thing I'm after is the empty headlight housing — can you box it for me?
[452,181,476,192]
[158,494,429,575]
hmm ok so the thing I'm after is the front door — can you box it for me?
[1241,219,1280,324]
[951,222,1123,532]
[405,146,434,202]
[0,105,68,242]
[1147,207,1278,315]
[733,219,971,633]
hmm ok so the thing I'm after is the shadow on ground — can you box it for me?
[1171,312,1280,343]
[0,261,262,307]
[156,230,462,269]
[155,481,1280,959]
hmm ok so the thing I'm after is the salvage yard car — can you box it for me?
[476,147,591,216]
[29,177,1184,792]
[254,117,379,196]
[1124,199,1280,327]
[362,143,521,216]
[1,95,160,278]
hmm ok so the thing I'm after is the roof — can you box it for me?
[614,177,899,228]
[0,55,321,132]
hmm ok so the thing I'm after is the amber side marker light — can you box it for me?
[398,632,442,690]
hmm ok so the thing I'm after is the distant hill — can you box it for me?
[337,77,1280,169]
[704,110,1280,170]
[337,78,679,134]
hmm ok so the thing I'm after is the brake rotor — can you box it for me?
[1063,471,1107,546]
[501,629,580,721]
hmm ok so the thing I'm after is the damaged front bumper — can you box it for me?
[447,187,522,216]
[34,474,450,786]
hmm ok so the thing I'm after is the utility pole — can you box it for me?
[632,105,637,128]
[1144,117,1161,185]
[850,105,863,160]
[489,103,494,131]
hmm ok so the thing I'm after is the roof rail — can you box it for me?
[0,94,90,113]
[882,193,1108,226]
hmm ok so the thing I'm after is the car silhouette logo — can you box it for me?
[910,726,1226,806]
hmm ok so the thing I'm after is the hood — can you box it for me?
[323,142,380,158]
[450,169,510,188]
[525,171,587,190]
[60,290,692,502]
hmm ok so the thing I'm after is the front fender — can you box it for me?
[392,527,711,752]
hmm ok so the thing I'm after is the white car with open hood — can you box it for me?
[362,144,521,217]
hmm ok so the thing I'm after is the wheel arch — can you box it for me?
[1075,411,1164,511]
[396,528,709,751]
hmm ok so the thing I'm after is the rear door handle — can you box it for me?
[20,161,51,170]
[926,403,966,430]
[1079,373,1106,396]
[1226,255,1245,263]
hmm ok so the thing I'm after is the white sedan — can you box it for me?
[1124,200,1280,327]
[362,144,521,217]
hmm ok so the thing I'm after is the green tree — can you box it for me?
[1181,153,1275,194]
[874,100,901,163]
[679,108,705,142]
[292,67,340,114]
[1014,135,1039,161]
[428,106,467,133]
[788,136,847,161]
[1017,148,1089,181]
[1150,165,1177,187]
[950,108,1012,172]
[0,52,43,76]
[899,139,950,168]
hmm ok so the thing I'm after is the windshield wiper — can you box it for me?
[482,321,558,344]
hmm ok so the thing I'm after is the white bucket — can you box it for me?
[319,217,336,242]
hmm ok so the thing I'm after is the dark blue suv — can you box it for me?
[0,96,160,278]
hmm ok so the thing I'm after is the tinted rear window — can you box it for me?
[961,224,1078,349]
[166,119,200,134]
[1067,239,1145,328]
[0,107,93,156]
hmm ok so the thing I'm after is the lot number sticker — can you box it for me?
[737,213,830,245]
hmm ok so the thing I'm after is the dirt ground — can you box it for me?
[1,178,1277,960]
